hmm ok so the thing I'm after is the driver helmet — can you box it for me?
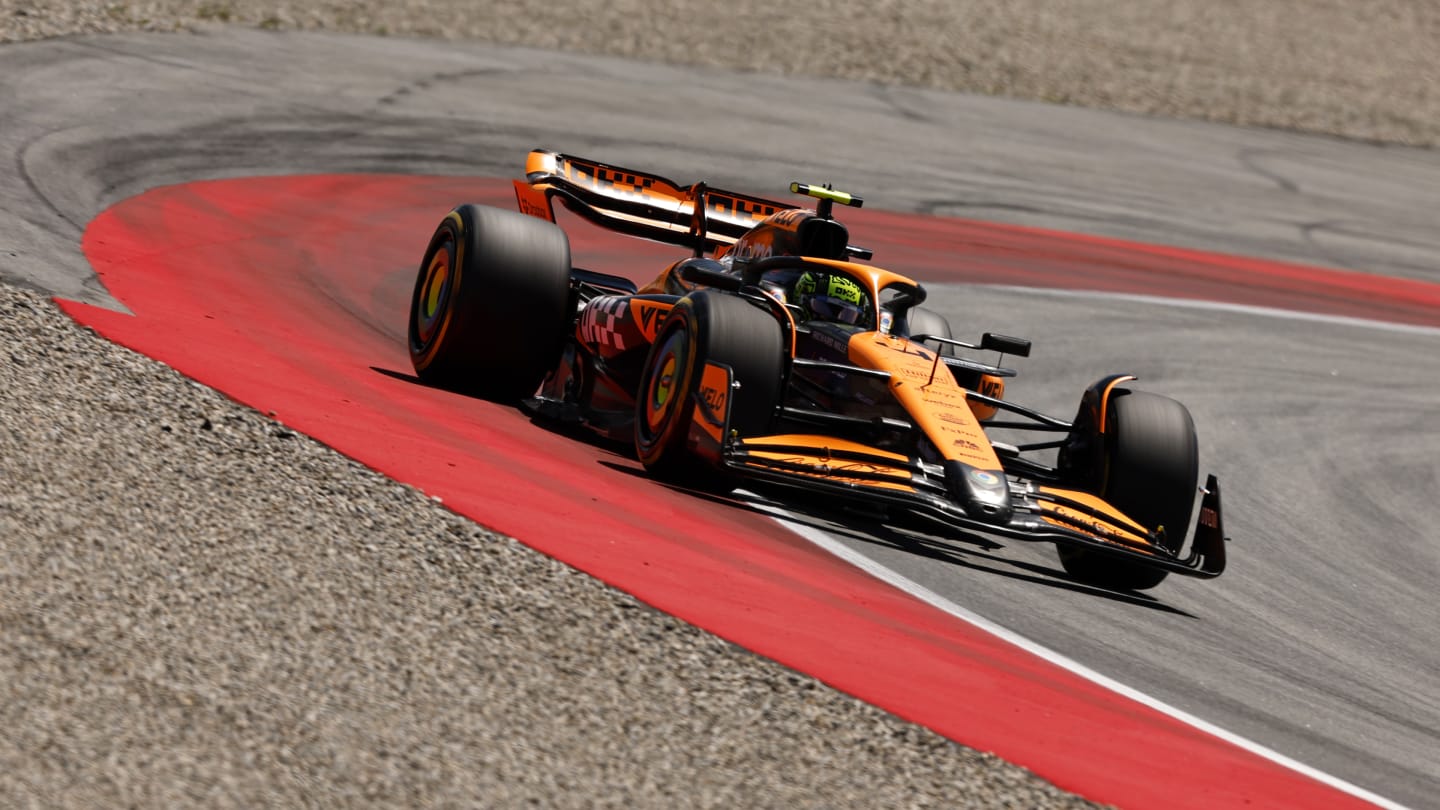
[793,270,871,326]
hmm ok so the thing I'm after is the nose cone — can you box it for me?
[944,461,1014,524]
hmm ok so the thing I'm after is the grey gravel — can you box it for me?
[0,1,1421,808]
[0,284,1099,807]
[2,0,1438,148]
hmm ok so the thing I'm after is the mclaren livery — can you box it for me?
[407,150,1228,591]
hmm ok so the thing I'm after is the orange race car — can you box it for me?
[407,150,1227,590]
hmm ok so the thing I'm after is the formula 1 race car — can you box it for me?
[407,150,1227,590]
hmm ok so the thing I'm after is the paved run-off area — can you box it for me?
[4,0,1439,147]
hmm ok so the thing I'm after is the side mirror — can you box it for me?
[882,282,928,315]
[982,333,1031,357]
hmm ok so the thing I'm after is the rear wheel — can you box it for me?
[408,204,572,401]
[1058,390,1198,591]
[635,291,784,489]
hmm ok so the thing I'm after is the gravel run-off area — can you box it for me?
[2,1,1435,807]
[4,0,1439,148]
[1,285,1094,808]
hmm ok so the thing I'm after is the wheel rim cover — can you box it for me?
[646,332,685,434]
[415,245,451,344]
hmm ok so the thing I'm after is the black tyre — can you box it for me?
[408,204,572,401]
[1058,390,1199,591]
[899,306,954,356]
[635,291,785,489]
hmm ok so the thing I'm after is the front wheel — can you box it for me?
[1058,389,1199,591]
[634,291,784,489]
[408,204,572,402]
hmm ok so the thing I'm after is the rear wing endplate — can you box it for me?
[513,149,794,253]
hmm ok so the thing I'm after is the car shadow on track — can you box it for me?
[596,461,1192,616]
[372,364,635,450]
[373,367,1188,614]
[763,493,1192,615]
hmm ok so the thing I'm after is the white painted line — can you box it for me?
[735,284,1425,806]
[979,284,1440,338]
[743,499,1408,810]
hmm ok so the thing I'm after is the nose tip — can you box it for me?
[943,461,1013,524]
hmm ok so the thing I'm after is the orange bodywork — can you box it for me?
[1036,486,1152,547]
[845,332,1002,471]
[500,149,1227,580]
[628,299,673,343]
[1095,374,1136,434]
[735,434,916,492]
[969,375,1005,421]
[692,361,732,447]
[512,179,554,222]
[517,155,1011,501]
[783,259,1007,473]
[519,150,785,248]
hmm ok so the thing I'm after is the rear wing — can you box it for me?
[513,150,793,254]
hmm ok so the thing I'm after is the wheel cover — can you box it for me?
[414,242,453,346]
[644,330,687,435]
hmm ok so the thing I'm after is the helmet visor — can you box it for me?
[807,294,867,325]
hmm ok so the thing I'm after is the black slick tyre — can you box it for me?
[1058,390,1199,591]
[408,204,571,402]
[634,291,784,490]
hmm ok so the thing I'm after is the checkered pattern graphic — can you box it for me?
[578,295,630,351]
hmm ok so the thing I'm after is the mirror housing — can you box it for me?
[982,333,1031,357]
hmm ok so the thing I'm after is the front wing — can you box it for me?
[727,435,1227,579]
[682,364,1226,579]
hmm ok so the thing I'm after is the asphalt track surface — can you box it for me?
[4,29,1440,808]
